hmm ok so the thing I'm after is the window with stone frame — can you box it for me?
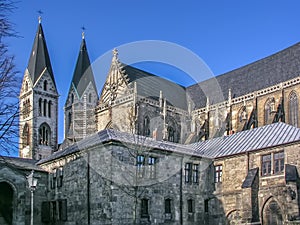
[187,199,195,221]
[214,165,222,183]
[261,154,272,176]
[148,156,156,179]
[136,155,145,178]
[168,126,175,142]
[43,99,47,117]
[165,198,172,220]
[43,80,48,91]
[274,151,284,174]
[141,198,149,218]
[192,164,199,183]
[23,99,31,118]
[39,98,42,116]
[185,163,192,183]
[289,91,299,127]
[57,167,64,188]
[48,101,52,118]
[50,170,56,189]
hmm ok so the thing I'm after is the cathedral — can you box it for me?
[1,19,300,225]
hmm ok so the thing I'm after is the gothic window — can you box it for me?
[88,93,92,103]
[43,99,47,117]
[141,198,149,218]
[168,126,175,142]
[22,123,30,147]
[289,91,299,127]
[143,116,150,137]
[68,112,72,129]
[25,81,28,92]
[214,165,222,183]
[39,123,51,146]
[39,98,42,116]
[71,94,74,104]
[43,80,48,91]
[264,101,271,125]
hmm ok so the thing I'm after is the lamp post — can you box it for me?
[27,170,38,225]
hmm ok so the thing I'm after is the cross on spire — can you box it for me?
[37,10,43,24]
[81,26,86,39]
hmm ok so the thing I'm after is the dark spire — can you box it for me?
[27,20,56,88]
[71,34,97,97]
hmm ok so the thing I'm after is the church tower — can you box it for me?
[63,32,97,146]
[19,18,59,160]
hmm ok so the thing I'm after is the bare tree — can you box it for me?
[0,0,20,155]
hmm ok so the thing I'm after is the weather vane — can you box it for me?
[81,26,86,39]
[37,10,43,23]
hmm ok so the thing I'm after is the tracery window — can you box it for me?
[289,91,298,127]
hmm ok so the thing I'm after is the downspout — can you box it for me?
[87,152,90,225]
[180,157,183,225]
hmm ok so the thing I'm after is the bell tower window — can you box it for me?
[22,123,30,148]
[39,123,51,146]
[43,80,48,91]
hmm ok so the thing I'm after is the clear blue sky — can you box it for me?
[7,0,300,144]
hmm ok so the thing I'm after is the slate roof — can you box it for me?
[187,42,300,108]
[242,168,258,188]
[38,129,195,164]
[0,156,45,172]
[190,122,300,158]
[27,23,56,88]
[123,65,188,110]
[71,37,97,98]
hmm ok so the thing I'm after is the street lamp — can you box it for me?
[27,170,38,225]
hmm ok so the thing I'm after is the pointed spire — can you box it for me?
[27,20,56,88]
[71,33,97,98]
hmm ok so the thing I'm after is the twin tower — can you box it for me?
[19,20,98,160]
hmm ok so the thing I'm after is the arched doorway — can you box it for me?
[0,182,14,225]
[227,210,242,225]
[262,198,283,225]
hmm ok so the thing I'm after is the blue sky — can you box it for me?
[7,0,300,145]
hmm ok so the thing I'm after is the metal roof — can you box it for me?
[39,122,300,164]
[189,122,300,158]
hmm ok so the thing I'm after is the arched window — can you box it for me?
[43,99,47,117]
[43,80,47,91]
[168,126,175,142]
[264,100,271,125]
[48,101,52,118]
[22,123,30,147]
[38,98,42,116]
[39,123,51,146]
[143,116,150,137]
[68,112,72,129]
[25,81,28,92]
[89,93,92,103]
[71,94,74,104]
[289,91,299,127]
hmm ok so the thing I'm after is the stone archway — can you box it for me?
[226,210,242,225]
[0,182,14,225]
[262,198,283,225]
